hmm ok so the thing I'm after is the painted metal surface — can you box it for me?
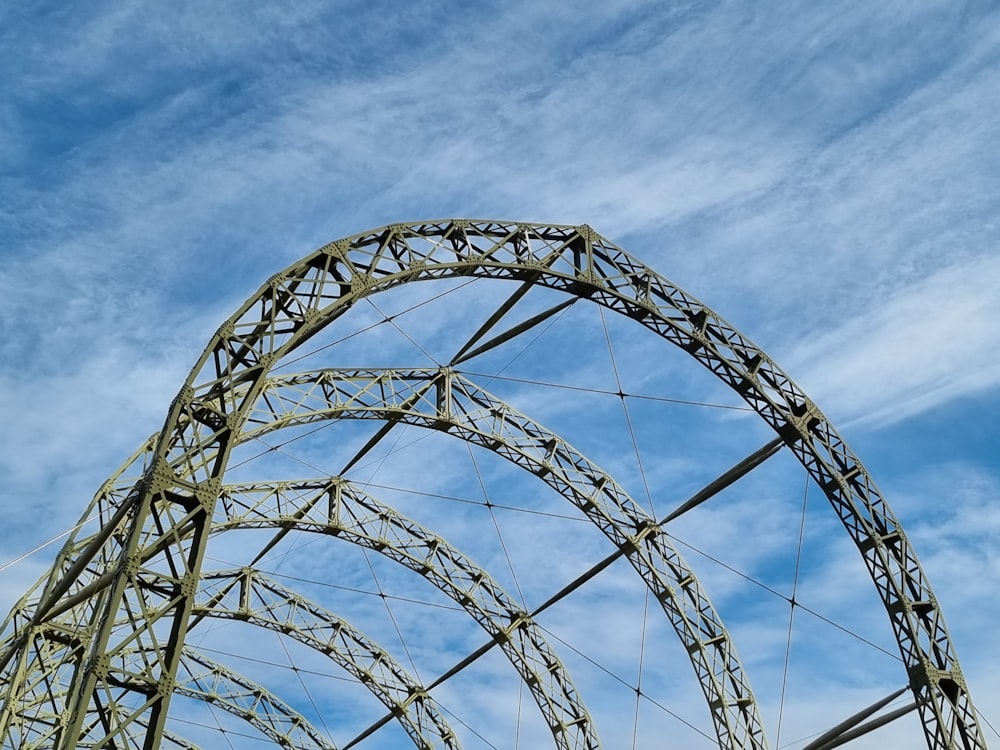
[0,220,983,749]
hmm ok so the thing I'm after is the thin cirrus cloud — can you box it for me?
[782,254,1000,427]
[1,1,999,747]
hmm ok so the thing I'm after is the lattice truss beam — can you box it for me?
[0,220,985,750]
[1,368,765,749]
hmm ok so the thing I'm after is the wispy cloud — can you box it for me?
[783,254,1000,426]
[3,1,999,746]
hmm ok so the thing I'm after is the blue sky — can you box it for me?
[1,1,999,747]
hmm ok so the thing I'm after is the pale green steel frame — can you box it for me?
[234,367,764,748]
[174,649,335,749]
[1,443,601,747]
[0,220,985,749]
[192,568,459,749]
[1,399,608,748]
[2,367,765,750]
[208,481,600,749]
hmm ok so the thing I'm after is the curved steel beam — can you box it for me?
[209,485,600,747]
[1,220,981,750]
[7,368,761,749]
[192,567,459,749]
[176,649,336,749]
[229,367,764,749]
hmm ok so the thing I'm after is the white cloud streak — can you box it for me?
[2,0,1000,746]
[784,254,1000,426]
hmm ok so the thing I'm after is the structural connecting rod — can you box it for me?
[0,219,984,750]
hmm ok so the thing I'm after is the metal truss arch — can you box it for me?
[234,369,764,749]
[191,567,460,749]
[204,493,599,749]
[1,459,601,747]
[2,447,604,746]
[0,639,332,750]
[0,219,985,749]
[8,370,765,749]
[175,649,336,750]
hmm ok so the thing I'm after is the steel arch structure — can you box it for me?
[234,368,764,747]
[191,568,460,749]
[1,368,760,750]
[0,219,986,749]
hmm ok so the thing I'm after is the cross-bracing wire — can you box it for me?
[204,695,238,750]
[360,544,423,682]
[279,633,335,741]
[461,372,754,412]
[273,278,479,373]
[169,713,274,745]
[365,297,442,367]
[465,440,529,747]
[598,305,655,513]
[358,479,589,522]
[666,532,901,662]
[632,588,652,750]
[537,621,717,744]
[198,642,359,684]
[598,306,657,747]
[0,512,100,574]
[436,703,503,750]
[465,441,527,607]
[776,474,810,746]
